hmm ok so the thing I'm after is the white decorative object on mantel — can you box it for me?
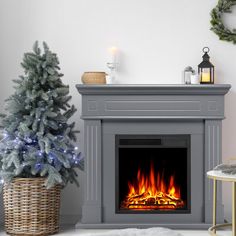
[106,47,119,84]
[183,66,194,84]
[82,227,182,236]
[191,74,200,84]
[105,73,115,84]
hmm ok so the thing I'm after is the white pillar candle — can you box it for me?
[191,74,200,84]
[108,47,118,63]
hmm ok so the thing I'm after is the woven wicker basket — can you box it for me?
[3,178,61,236]
[81,72,106,84]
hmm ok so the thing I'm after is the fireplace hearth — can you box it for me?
[76,84,230,229]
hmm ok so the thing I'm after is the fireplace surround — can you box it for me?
[76,84,230,229]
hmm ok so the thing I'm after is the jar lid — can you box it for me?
[184,66,194,72]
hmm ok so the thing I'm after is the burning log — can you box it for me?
[127,192,150,201]
[120,162,185,211]
[127,204,177,209]
[146,197,156,205]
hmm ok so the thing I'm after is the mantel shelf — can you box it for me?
[76,84,231,95]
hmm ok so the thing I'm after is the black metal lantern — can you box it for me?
[198,47,214,84]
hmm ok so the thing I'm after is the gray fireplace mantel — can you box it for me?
[76,84,231,229]
[76,84,231,120]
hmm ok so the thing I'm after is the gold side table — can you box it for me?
[207,170,236,236]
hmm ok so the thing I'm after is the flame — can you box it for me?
[121,162,184,210]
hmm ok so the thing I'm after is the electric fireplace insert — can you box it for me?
[116,135,190,214]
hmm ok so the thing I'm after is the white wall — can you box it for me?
[0,0,236,224]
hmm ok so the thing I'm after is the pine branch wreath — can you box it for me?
[210,0,236,44]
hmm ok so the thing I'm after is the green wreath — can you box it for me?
[210,0,236,44]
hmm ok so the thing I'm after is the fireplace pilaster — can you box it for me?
[204,120,223,223]
[82,120,102,223]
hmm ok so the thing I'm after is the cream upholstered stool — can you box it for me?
[207,170,236,236]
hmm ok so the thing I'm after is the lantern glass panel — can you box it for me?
[200,68,211,83]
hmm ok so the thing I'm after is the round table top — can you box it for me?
[207,170,236,182]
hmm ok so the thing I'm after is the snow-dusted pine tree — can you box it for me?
[0,41,83,190]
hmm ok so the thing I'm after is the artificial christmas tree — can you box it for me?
[0,41,83,235]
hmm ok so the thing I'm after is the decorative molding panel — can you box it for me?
[104,100,201,111]
[88,100,98,111]
[208,101,218,112]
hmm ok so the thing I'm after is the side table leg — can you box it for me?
[213,179,217,234]
[232,182,236,236]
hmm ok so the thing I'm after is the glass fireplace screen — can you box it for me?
[116,135,190,214]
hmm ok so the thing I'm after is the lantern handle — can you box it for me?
[203,47,210,53]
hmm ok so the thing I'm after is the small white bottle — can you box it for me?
[183,66,194,84]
